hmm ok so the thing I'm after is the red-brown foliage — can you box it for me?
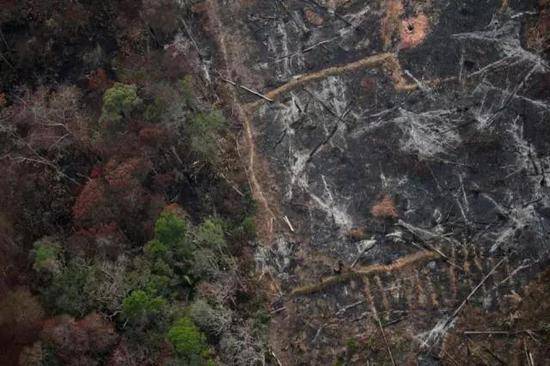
[73,179,109,224]
[106,340,132,366]
[67,223,127,259]
[87,68,112,92]
[0,288,45,366]
[42,313,118,364]
[360,76,377,94]
[400,13,430,49]
[304,8,324,26]
[104,157,152,191]
[139,126,168,146]
[152,172,176,193]
[89,165,104,179]
[371,194,398,219]
[141,0,179,35]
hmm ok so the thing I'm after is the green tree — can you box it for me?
[188,110,226,163]
[188,299,231,337]
[195,219,226,252]
[190,248,220,279]
[144,96,166,122]
[100,83,141,123]
[144,239,169,260]
[190,219,229,279]
[179,75,196,109]
[167,316,209,363]
[155,212,188,247]
[122,290,166,325]
[32,239,62,274]
[41,260,95,316]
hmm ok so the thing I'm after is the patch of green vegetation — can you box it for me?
[346,337,359,353]
[144,96,166,122]
[122,289,167,325]
[188,110,226,163]
[32,239,62,274]
[195,219,226,251]
[144,239,170,260]
[41,260,95,316]
[168,316,211,364]
[179,75,196,109]
[231,215,257,242]
[154,211,188,248]
[100,83,141,123]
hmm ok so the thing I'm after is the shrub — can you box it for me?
[72,178,111,224]
[167,317,208,360]
[104,157,152,190]
[144,239,169,260]
[121,290,166,325]
[179,75,195,109]
[195,219,226,252]
[126,265,174,300]
[188,110,226,163]
[144,96,166,122]
[141,80,187,126]
[141,0,180,36]
[41,260,95,316]
[232,216,256,242]
[41,313,118,364]
[18,341,45,366]
[190,248,220,280]
[86,257,132,314]
[347,227,366,242]
[32,239,63,274]
[188,299,231,337]
[219,326,265,366]
[0,288,44,329]
[100,83,141,123]
[155,211,188,248]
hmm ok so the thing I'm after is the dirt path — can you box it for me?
[290,250,440,297]
[205,0,279,243]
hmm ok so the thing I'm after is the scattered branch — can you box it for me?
[282,216,295,232]
[444,257,506,329]
[335,300,366,316]
[218,172,245,197]
[372,305,396,366]
[350,240,376,268]
[218,76,274,102]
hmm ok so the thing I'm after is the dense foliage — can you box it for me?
[0,0,265,364]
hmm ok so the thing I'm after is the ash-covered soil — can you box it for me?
[195,0,550,364]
